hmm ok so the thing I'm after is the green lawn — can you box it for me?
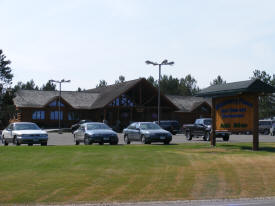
[1,143,275,204]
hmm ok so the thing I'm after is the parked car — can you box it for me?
[182,118,230,141]
[271,122,275,136]
[73,122,118,145]
[259,119,275,135]
[71,120,92,133]
[1,122,48,146]
[123,122,172,144]
[153,120,180,135]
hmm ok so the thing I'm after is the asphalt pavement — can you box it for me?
[45,132,275,146]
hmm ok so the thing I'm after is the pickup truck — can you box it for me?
[182,118,230,141]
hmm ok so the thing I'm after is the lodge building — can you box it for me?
[13,78,211,128]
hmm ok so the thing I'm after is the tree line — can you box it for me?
[0,49,274,127]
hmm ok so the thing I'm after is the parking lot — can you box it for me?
[1,132,274,146]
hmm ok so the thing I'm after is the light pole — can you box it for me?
[49,79,71,133]
[145,59,174,124]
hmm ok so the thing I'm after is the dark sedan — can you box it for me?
[123,122,172,144]
[73,122,118,145]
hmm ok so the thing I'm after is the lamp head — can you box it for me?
[145,60,158,66]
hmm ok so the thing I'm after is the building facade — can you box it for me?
[12,78,211,129]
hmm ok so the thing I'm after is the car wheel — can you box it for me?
[264,129,270,135]
[186,131,192,141]
[14,137,20,146]
[41,142,47,146]
[110,141,118,145]
[124,135,130,144]
[204,132,210,141]
[74,135,80,145]
[84,137,91,145]
[141,135,146,144]
[164,141,170,145]
[2,137,8,146]
[223,135,230,141]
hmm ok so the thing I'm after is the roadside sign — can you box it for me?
[215,95,255,132]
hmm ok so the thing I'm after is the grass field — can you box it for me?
[1,143,275,204]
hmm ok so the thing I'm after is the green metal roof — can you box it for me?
[197,79,275,98]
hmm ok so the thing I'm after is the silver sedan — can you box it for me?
[73,122,118,145]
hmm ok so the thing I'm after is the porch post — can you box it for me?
[253,95,259,151]
[211,98,216,146]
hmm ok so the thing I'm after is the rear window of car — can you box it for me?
[259,121,272,126]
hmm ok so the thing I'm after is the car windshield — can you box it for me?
[14,123,40,130]
[140,123,161,130]
[204,120,212,125]
[87,123,110,130]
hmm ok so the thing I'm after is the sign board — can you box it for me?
[215,95,255,132]
[136,107,144,113]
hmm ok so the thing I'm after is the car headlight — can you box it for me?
[41,134,48,137]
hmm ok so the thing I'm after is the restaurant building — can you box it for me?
[12,78,211,128]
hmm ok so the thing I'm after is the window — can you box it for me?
[49,100,64,107]
[68,111,79,121]
[128,123,136,129]
[50,111,63,120]
[109,95,135,107]
[32,111,45,120]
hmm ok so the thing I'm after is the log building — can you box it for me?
[12,78,211,128]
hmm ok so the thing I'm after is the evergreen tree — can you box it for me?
[96,80,108,88]
[41,80,57,91]
[250,69,275,118]
[211,75,226,85]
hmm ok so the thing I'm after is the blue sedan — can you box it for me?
[73,122,118,145]
[123,122,172,144]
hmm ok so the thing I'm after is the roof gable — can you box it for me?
[198,79,275,97]
[166,95,211,112]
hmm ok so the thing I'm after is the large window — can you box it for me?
[49,100,64,107]
[109,94,135,107]
[32,111,45,120]
[68,111,79,121]
[50,111,63,120]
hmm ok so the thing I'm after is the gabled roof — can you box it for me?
[166,95,211,112]
[87,78,143,109]
[197,79,275,98]
[14,90,100,109]
[14,78,211,111]
[14,78,179,110]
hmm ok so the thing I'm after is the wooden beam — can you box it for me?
[139,84,142,105]
[253,95,259,151]
[142,95,156,106]
[211,98,216,146]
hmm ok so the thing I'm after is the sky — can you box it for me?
[0,0,275,91]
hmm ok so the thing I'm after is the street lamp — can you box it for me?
[145,59,174,124]
[49,79,71,133]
